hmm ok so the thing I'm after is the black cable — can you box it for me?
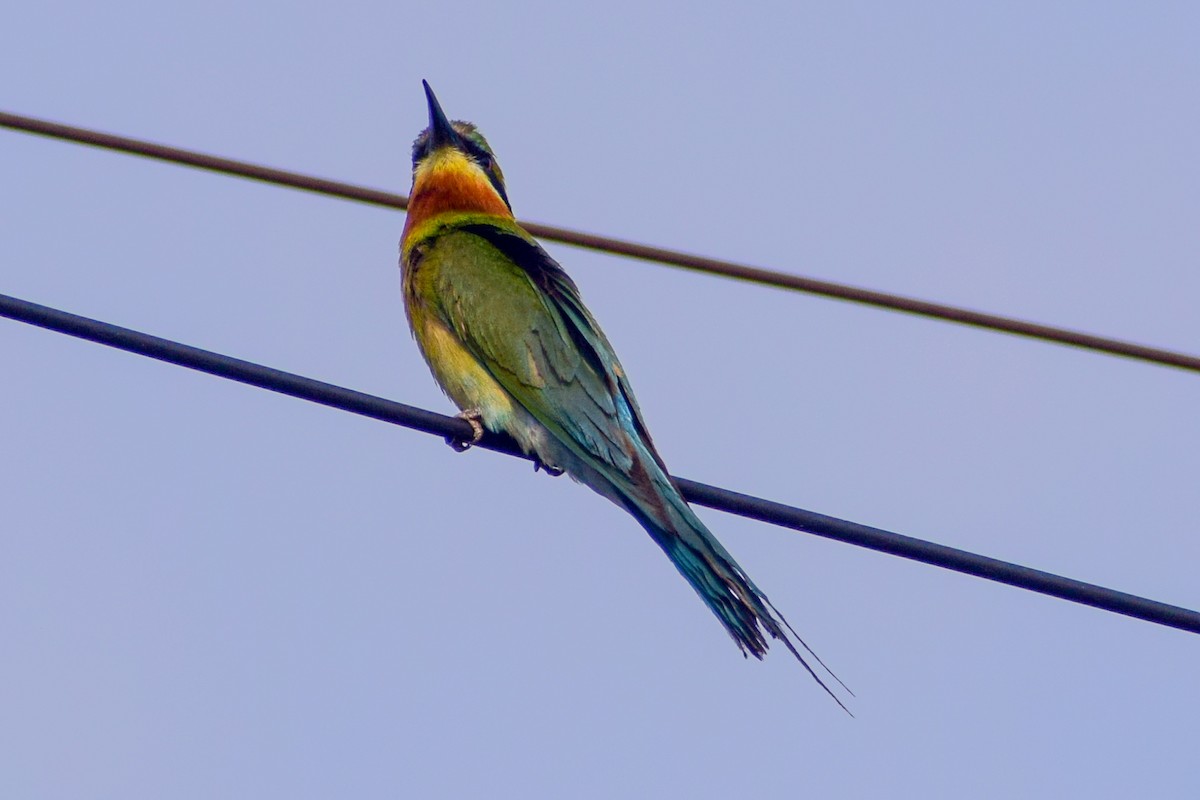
[3,110,1198,375]
[3,291,1196,635]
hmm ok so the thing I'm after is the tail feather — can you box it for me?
[614,467,853,714]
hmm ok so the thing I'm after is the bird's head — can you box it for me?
[405,81,513,235]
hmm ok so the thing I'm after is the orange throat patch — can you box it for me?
[402,158,512,241]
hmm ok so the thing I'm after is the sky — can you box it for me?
[2,2,1198,797]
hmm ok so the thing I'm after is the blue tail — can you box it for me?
[611,460,853,713]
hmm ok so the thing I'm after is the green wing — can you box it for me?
[421,221,659,477]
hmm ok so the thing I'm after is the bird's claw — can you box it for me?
[534,458,565,477]
[445,410,485,452]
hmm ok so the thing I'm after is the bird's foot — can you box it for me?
[533,458,565,477]
[445,409,485,452]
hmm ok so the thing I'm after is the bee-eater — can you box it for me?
[400,81,848,710]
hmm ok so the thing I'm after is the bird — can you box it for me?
[399,81,849,710]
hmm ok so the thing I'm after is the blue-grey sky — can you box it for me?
[3,2,1198,797]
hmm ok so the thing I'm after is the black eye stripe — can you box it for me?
[410,130,433,167]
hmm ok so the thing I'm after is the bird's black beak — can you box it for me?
[423,80,458,150]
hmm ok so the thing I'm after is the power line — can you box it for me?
[3,109,1198,376]
[3,290,1197,636]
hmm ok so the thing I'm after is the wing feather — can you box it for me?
[422,224,640,475]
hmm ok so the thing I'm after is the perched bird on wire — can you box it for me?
[399,81,849,710]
